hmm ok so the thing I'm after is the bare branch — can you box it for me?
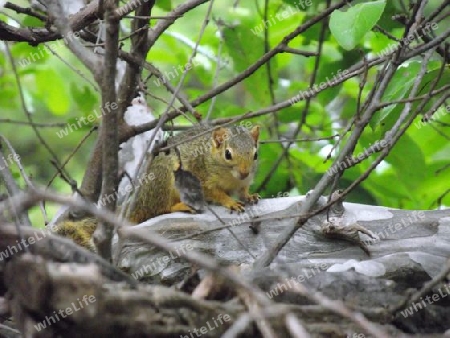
[0,0,100,43]
[45,0,102,82]
[95,0,121,260]
[117,0,155,118]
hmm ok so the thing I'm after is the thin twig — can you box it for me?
[2,187,271,308]
[123,15,181,20]
[0,119,67,128]
[290,282,388,338]
[277,46,317,57]
[205,19,225,121]
[44,43,99,91]
[123,0,216,219]
[4,43,72,185]
[47,127,98,188]
[260,134,339,144]
[0,135,46,224]
[4,2,47,21]
[389,258,450,318]
[255,0,330,193]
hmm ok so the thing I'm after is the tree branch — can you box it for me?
[46,0,102,82]
[0,0,100,44]
[94,0,121,261]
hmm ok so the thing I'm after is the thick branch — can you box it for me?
[0,0,100,44]
[95,0,120,261]
[46,0,102,82]
[117,0,155,118]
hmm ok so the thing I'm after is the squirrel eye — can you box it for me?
[253,152,258,160]
[225,149,232,160]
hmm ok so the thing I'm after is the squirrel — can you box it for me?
[53,124,260,250]
[53,218,98,252]
[129,124,260,223]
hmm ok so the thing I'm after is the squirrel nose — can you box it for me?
[240,172,249,179]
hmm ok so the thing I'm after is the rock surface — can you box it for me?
[116,196,450,284]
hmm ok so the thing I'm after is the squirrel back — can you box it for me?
[53,218,97,252]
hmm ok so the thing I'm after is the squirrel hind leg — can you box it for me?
[170,202,196,214]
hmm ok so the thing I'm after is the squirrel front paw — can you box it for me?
[240,192,260,205]
[205,189,247,213]
[224,199,246,213]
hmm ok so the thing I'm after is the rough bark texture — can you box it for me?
[116,196,450,282]
[1,196,450,337]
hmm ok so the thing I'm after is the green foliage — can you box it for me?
[371,62,420,129]
[1,0,449,227]
[35,69,71,114]
[155,0,172,11]
[329,0,386,50]
[222,21,275,108]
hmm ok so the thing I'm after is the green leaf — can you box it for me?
[266,6,308,43]
[329,0,386,50]
[155,0,172,11]
[280,0,313,11]
[385,133,426,191]
[70,84,98,113]
[22,16,44,28]
[414,162,450,208]
[278,106,302,123]
[409,106,450,158]
[432,143,450,162]
[371,61,450,131]
[370,62,420,129]
[254,142,290,196]
[364,173,411,200]
[65,117,93,132]
[35,69,69,115]
[314,61,346,104]
[12,43,50,68]
[290,148,329,174]
[222,21,276,108]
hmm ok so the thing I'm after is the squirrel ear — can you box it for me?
[250,125,260,144]
[212,127,227,148]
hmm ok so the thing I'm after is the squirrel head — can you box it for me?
[211,125,260,180]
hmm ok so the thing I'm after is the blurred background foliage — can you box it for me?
[1,0,449,227]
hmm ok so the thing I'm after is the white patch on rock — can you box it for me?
[253,196,304,214]
[327,259,386,276]
[343,202,394,221]
[408,252,447,278]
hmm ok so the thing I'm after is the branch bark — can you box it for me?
[45,0,102,81]
[92,0,121,261]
